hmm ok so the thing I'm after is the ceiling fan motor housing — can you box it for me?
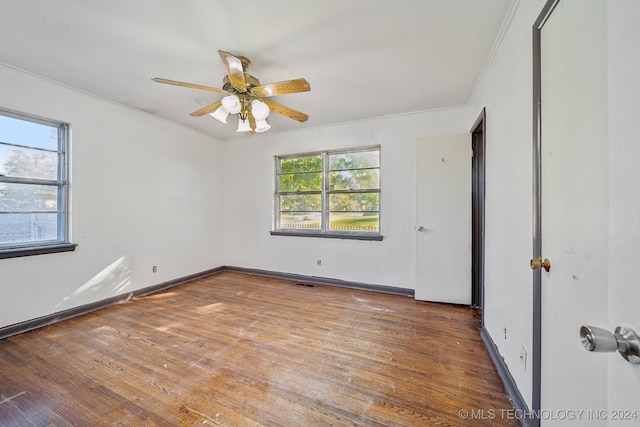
[222,74,260,94]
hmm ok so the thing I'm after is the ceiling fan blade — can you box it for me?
[190,100,222,117]
[152,78,229,95]
[262,99,309,123]
[251,78,311,97]
[218,50,247,93]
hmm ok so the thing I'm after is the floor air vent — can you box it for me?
[296,283,316,287]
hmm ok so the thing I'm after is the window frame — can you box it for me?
[0,108,76,259]
[271,145,382,241]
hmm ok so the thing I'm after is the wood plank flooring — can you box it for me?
[0,272,519,426]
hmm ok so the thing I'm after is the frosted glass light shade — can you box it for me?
[209,106,229,123]
[222,95,241,114]
[251,99,270,120]
[254,119,271,133]
[237,118,251,133]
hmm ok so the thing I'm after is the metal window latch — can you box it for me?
[580,325,640,364]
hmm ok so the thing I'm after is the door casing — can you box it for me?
[471,108,486,312]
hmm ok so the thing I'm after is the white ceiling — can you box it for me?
[0,0,514,141]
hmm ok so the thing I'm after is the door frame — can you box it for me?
[470,108,486,315]
[532,1,561,425]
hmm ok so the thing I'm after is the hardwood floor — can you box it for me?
[0,272,519,426]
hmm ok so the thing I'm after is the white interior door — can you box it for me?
[607,0,640,417]
[415,133,471,304]
[540,0,609,421]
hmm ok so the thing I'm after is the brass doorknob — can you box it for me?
[530,256,551,272]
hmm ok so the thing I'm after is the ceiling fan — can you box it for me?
[153,50,310,134]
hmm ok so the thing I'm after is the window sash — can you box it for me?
[0,109,70,251]
[274,146,380,236]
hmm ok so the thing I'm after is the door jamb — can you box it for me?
[470,108,486,319]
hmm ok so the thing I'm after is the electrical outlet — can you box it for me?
[316,259,322,266]
[503,327,507,340]
[520,346,528,370]
[152,265,158,273]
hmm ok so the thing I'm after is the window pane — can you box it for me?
[0,109,69,251]
[279,171,322,192]
[280,194,321,212]
[0,212,59,245]
[0,183,59,211]
[274,147,381,236]
[0,115,58,150]
[329,150,379,170]
[329,193,379,212]
[0,146,59,180]
[329,212,379,232]
[329,169,379,190]
[279,212,321,230]
[279,155,322,174]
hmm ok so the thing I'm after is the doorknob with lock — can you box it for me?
[530,256,551,272]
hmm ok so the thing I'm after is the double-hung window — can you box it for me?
[0,109,75,258]
[273,146,381,240]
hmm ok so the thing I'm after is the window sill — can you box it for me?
[270,231,383,241]
[0,243,78,259]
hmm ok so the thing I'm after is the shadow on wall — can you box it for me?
[54,256,132,312]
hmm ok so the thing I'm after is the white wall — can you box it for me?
[470,0,545,407]
[0,64,225,329]
[223,107,470,289]
[607,0,640,422]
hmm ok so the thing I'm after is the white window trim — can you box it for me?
[0,108,75,259]
[271,145,382,241]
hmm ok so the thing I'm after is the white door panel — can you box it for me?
[540,0,608,422]
[607,0,640,419]
[415,133,471,304]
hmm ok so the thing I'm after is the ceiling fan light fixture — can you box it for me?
[254,119,271,133]
[251,100,271,133]
[237,118,252,133]
[209,105,230,123]
[251,99,269,119]
[221,95,242,114]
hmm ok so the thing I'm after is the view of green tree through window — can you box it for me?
[278,154,323,229]
[274,146,380,237]
[0,109,70,253]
